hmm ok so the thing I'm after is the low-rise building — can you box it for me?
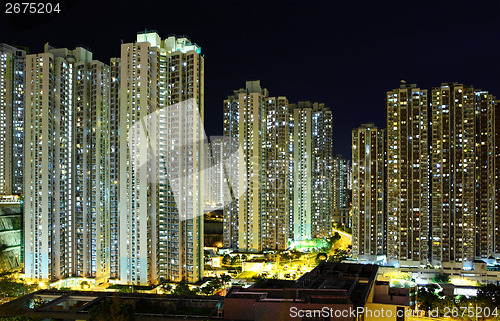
[378,262,500,287]
[224,262,379,321]
[0,290,224,320]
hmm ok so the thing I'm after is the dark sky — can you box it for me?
[2,0,499,158]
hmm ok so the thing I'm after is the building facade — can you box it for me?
[354,81,500,268]
[0,44,25,196]
[222,81,266,252]
[333,156,351,227]
[473,91,499,259]
[119,32,204,284]
[24,44,112,282]
[261,96,290,250]
[205,137,230,210]
[310,104,334,239]
[292,105,312,241]
[494,99,500,257]
[351,124,385,262]
[25,32,205,285]
[291,102,334,241]
[430,84,500,264]
[223,81,292,251]
[222,87,242,250]
[430,83,476,265]
[109,57,120,280]
[386,82,429,267]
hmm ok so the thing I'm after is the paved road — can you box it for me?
[331,228,352,252]
[332,228,352,242]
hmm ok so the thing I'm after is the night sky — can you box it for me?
[1,0,499,158]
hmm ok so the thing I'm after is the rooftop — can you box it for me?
[0,290,224,320]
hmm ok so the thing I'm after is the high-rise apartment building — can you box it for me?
[494,100,500,257]
[109,57,120,279]
[352,82,500,267]
[333,156,351,227]
[0,44,25,196]
[292,105,312,241]
[386,82,429,267]
[351,124,385,262]
[291,102,334,241]
[223,81,265,251]
[262,96,290,250]
[430,83,476,265]
[25,32,205,285]
[430,84,500,264]
[205,137,229,210]
[223,81,291,251]
[222,87,242,250]
[287,106,295,241]
[311,104,334,239]
[119,32,204,284]
[474,91,498,259]
[24,44,112,281]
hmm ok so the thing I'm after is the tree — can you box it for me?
[434,295,455,316]
[0,273,38,298]
[417,285,438,311]
[206,277,224,294]
[0,316,41,321]
[328,248,349,263]
[119,286,137,293]
[31,297,45,309]
[315,253,328,264]
[222,254,231,265]
[281,252,293,262]
[204,250,211,264]
[432,273,451,283]
[159,284,172,294]
[331,233,341,244]
[265,252,277,262]
[80,281,90,290]
[230,256,240,265]
[477,284,500,308]
[89,297,134,321]
[172,281,195,296]
[199,286,213,295]
[220,274,231,287]
[290,250,303,260]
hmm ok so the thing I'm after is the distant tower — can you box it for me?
[0,44,25,196]
[291,101,334,241]
[333,156,351,227]
[205,137,228,209]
